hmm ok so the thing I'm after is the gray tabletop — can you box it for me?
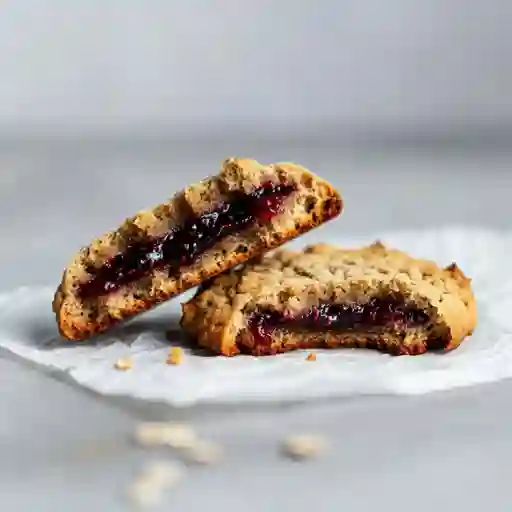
[1,138,512,511]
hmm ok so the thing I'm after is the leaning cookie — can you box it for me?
[180,242,476,356]
[53,158,342,340]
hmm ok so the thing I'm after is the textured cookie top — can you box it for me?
[181,242,476,355]
[60,158,340,278]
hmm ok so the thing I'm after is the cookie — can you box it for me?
[53,158,342,340]
[180,242,476,356]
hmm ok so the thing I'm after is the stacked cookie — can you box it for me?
[54,158,476,356]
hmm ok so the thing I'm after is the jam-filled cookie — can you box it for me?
[181,242,476,356]
[54,158,342,340]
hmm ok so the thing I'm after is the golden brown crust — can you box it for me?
[180,242,477,356]
[53,158,342,340]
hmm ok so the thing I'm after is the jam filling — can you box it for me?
[248,297,431,348]
[79,182,296,299]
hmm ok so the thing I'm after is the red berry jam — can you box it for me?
[79,182,296,299]
[248,297,432,349]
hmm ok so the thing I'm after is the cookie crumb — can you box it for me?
[127,460,182,508]
[134,422,197,449]
[281,434,326,460]
[306,352,316,361]
[114,358,132,371]
[167,347,183,365]
[182,439,223,466]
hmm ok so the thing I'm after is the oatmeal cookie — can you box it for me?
[54,158,342,340]
[180,242,476,356]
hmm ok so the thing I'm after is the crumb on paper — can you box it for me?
[306,352,316,361]
[182,439,223,466]
[281,434,327,460]
[134,422,197,449]
[114,358,132,371]
[167,347,183,365]
[127,460,182,508]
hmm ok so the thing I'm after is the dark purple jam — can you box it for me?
[248,297,430,348]
[79,182,296,299]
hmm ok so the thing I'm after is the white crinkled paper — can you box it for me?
[1,227,512,406]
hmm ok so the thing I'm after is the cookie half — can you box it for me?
[54,158,342,340]
[181,242,476,356]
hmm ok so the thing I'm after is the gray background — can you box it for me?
[0,0,511,133]
[1,2,512,511]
